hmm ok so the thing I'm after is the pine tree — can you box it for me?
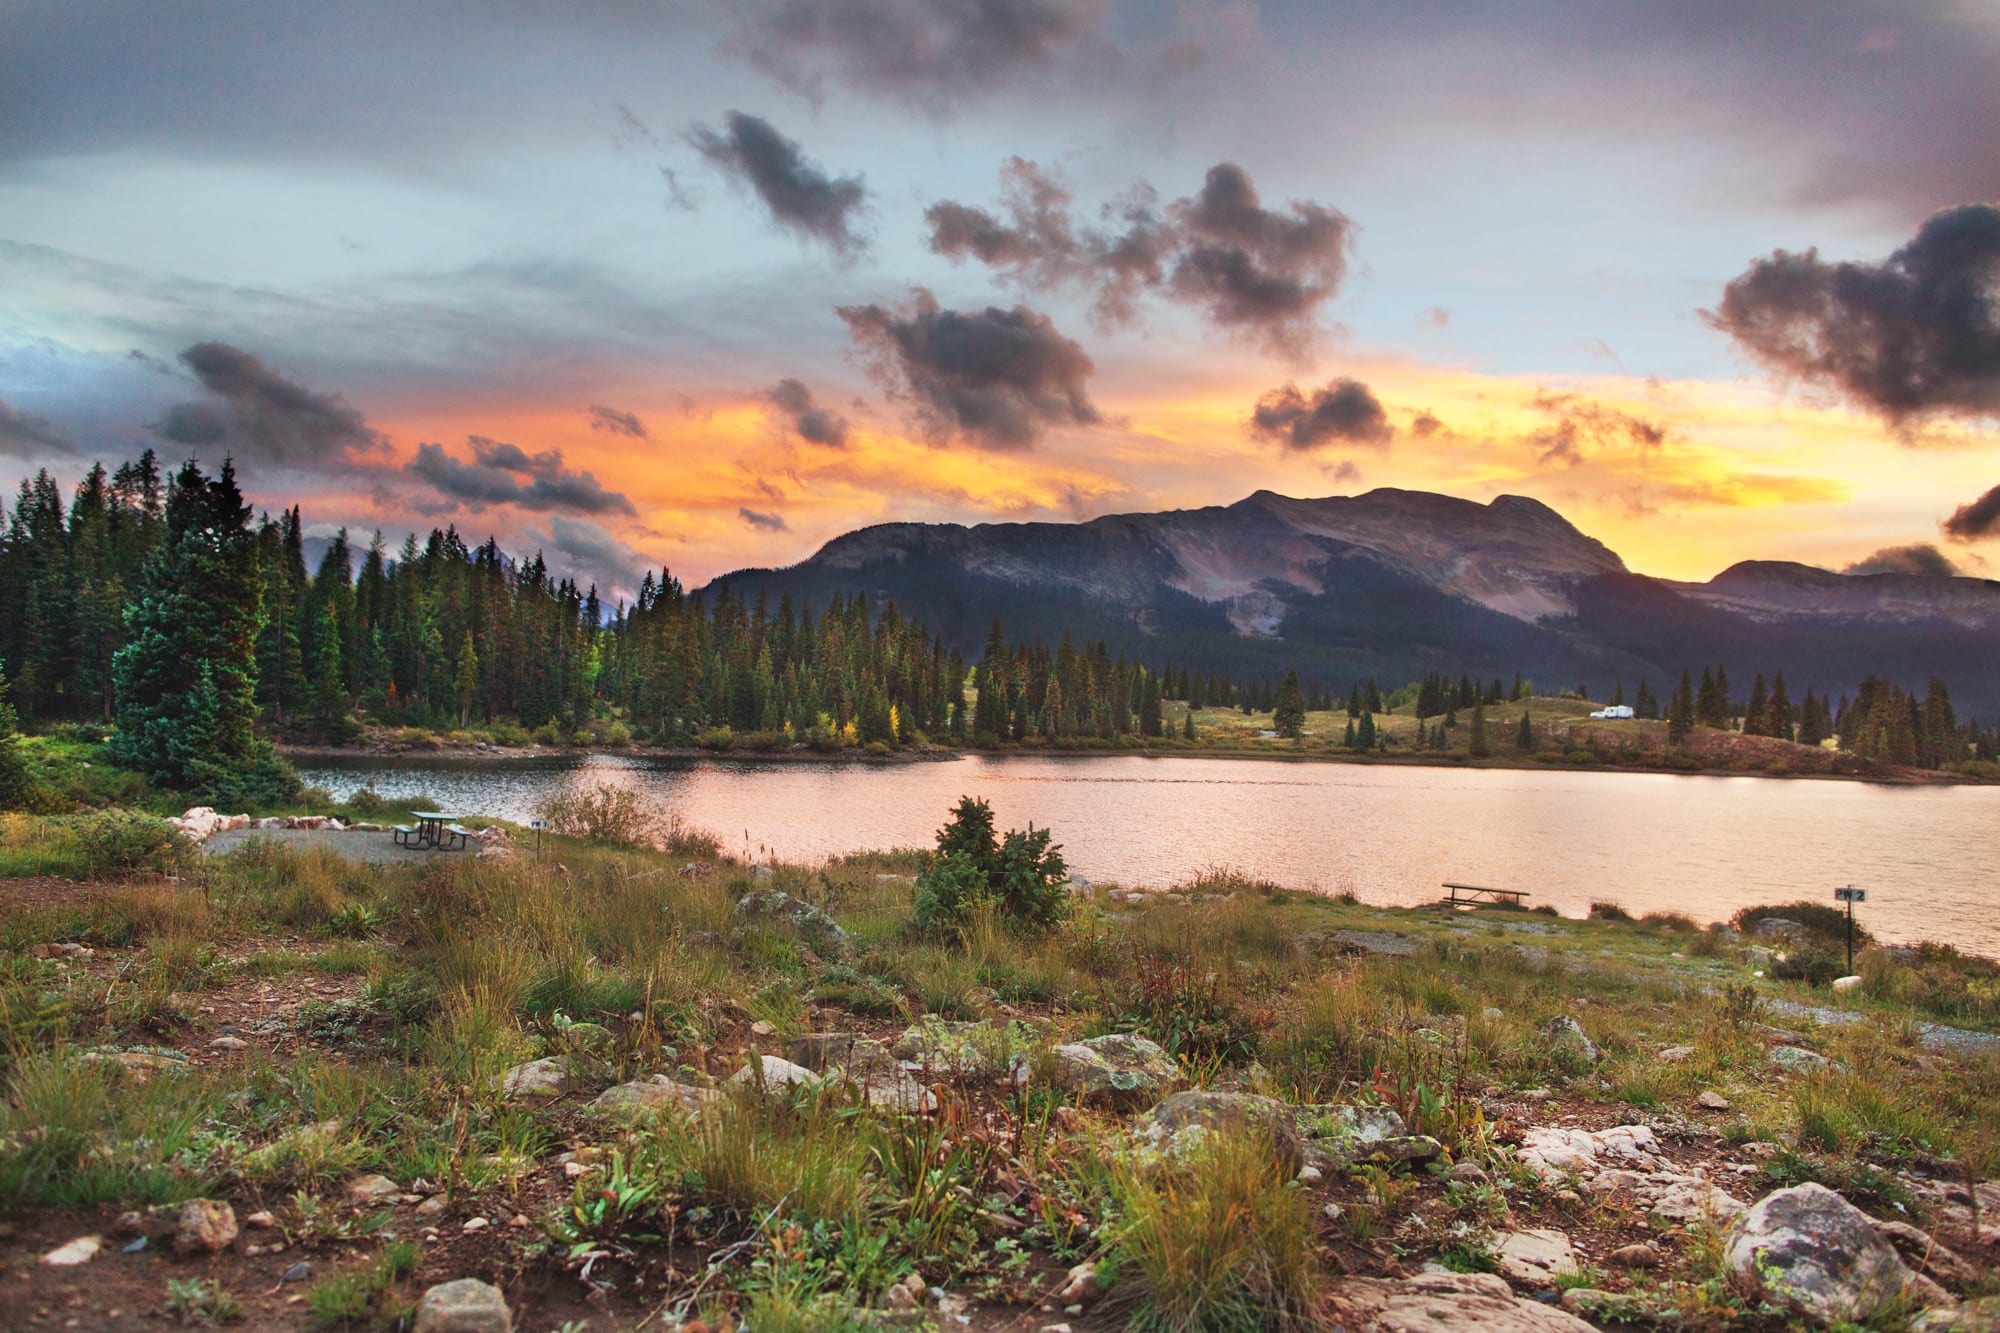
[1182,712,1195,741]
[0,659,29,809]
[1272,669,1306,738]
[111,460,272,795]
[1516,711,1534,752]
[1356,710,1376,751]
[1745,673,1769,737]
[453,631,480,726]
[1669,669,1695,745]
[1468,699,1490,758]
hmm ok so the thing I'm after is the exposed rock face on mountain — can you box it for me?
[706,489,2000,714]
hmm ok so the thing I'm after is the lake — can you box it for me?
[295,753,2000,955]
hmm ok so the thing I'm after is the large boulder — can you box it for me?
[1726,1183,1937,1325]
[1495,1228,1580,1289]
[1330,1271,1596,1332]
[1540,1015,1600,1063]
[168,1199,238,1255]
[412,1278,513,1333]
[1050,1033,1182,1107]
[733,890,852,958]
[1147,1091,1305,1177]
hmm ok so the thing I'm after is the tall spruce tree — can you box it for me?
[1272,669,1306,738]
[111,460,271,794]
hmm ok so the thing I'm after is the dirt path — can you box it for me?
[201,828,467,866]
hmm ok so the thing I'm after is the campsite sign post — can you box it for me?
[1834,886,1866,973]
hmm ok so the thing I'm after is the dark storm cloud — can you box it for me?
[837,288,1099,450]
[151,341,388,464]
[766,378,850,447]
[1249,378,1392,451]
[406,436,637,516]
[688,111,869,260]
[1843,544,1964,577]
[1942,483,2000,541]
[586,403,649,438]
[739,506,790,532]
[723,0,1104,114]
[1705,204,2000,430]
[1168,163,1353,356]
[925,159,1349,348]
[0,397,77,459]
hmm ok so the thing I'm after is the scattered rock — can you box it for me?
[416,1197,447,1218]
[495,1057,569,1098]
[1873,1219,1981,1287]
[1726,1182,1940,1325]
[748,1019,778,1037]
[1332,1271,1597,1331]
[461,1217,489,1233]
[787,1032,867,1071]
[1559,1289,1650,1321]
[1495,1228,1580,1289]
[1540,1016,1600,1063]
[208,1035,249,1050]
[1767,1045,1832,1074]
[891,1018,1029,1079]
[282,1261,312,1283]
[1303,1103,1442,1168]
[730,1054,824,1095]
[1145,1090,1305,1177]
[1697,1090,1732,1111]
[76,1049,186,1083]
[169,1199,238,1255]
[1519,1124,1742,1223]
[1049,1033,1182,1107]
[1330,930,1418,957]
[1914,1298,2000,1332]
[1657,1045,1697,1062]
[1481,1007,1505,1023]
[1832,975,1863,993]
[1608,1242,1663,1270]
[1755,918,1807,942]
[245,1210,277,1230]
[346,1174,402,1204]
[41,1235,101,1267]
[733,889,852,958]
[1297,1164,1323,1184]
[1054,1261,1101,1307]
[1321,1201,1344,1222]
[591,1079,718,1122]
[1448,1161,1490,1185]
[412,1278,513,1333]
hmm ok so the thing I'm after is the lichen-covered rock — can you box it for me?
[591,1078,717,1121]
[1914,1298,2000,1332]
[1519,1124,1741,1223]
[412,1278,513,1333]
[1301,1103,1442,1168]
[890,1018,1031,1081]
[732,1053,936,1112]
[1050,1033,1181,1107]
[169,1199,238,1255]
[495,1057,568,1098]
[1147,1091,1304,1177]
[344,1174,401,1204]
[733,889,852,958]
[1331,1271,1596,1331]
[1726,1182,1936,1326]
[1540,1015,1600,1063]
[1768,1045,1833,1074]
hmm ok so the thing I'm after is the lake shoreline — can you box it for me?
[279,738,1973,786]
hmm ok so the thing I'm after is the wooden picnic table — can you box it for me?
[395,812,472,850]
[1441,882,1529,909]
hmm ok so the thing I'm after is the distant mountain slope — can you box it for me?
[703,489,2000,716]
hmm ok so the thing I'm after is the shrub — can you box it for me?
[1587,901,1633,922]
[697,726,735,752]
[537,782,655,846]
[75,810,192,877]
[206,752,304,809]
[1769,946,1844,987]
[1730,901,1873,950]
[910,797,1068,937]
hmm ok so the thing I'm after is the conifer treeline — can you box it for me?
[1,457,1993,779]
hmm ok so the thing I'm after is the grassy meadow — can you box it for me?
[1,795,1996,1329]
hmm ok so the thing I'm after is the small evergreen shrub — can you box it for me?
[911,797,1068,937]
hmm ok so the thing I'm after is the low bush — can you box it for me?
[538,782,656,846]
[1731,900,1873,949]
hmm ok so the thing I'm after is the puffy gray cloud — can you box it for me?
[1844,543,1964,576]
[0,397,78,459]
[586,403,648,438]
[1705,204,2000,429]
[767,378,850,446]
[925,158,1349,348]
[924,158,1173,328]
[1525,392,1667,467]
[1168,163,1353,356]
[1249,377,1392,450]
[837,288,1099,449]
[688,111,869,260]
[406,435,637,516]
[723,0,1104,113]
[151,341,388,464]
[542,514,652,591]
[1942,482,2000,541]
[739,506,789,531]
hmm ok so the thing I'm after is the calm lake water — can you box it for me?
[296,753,2000,954]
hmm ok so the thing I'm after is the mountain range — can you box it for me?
[702,489,2000,716]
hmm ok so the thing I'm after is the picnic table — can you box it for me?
[1441,882,1529,909]
[393,812,474,850]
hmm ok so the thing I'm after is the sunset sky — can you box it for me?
[2,1,1997,598]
